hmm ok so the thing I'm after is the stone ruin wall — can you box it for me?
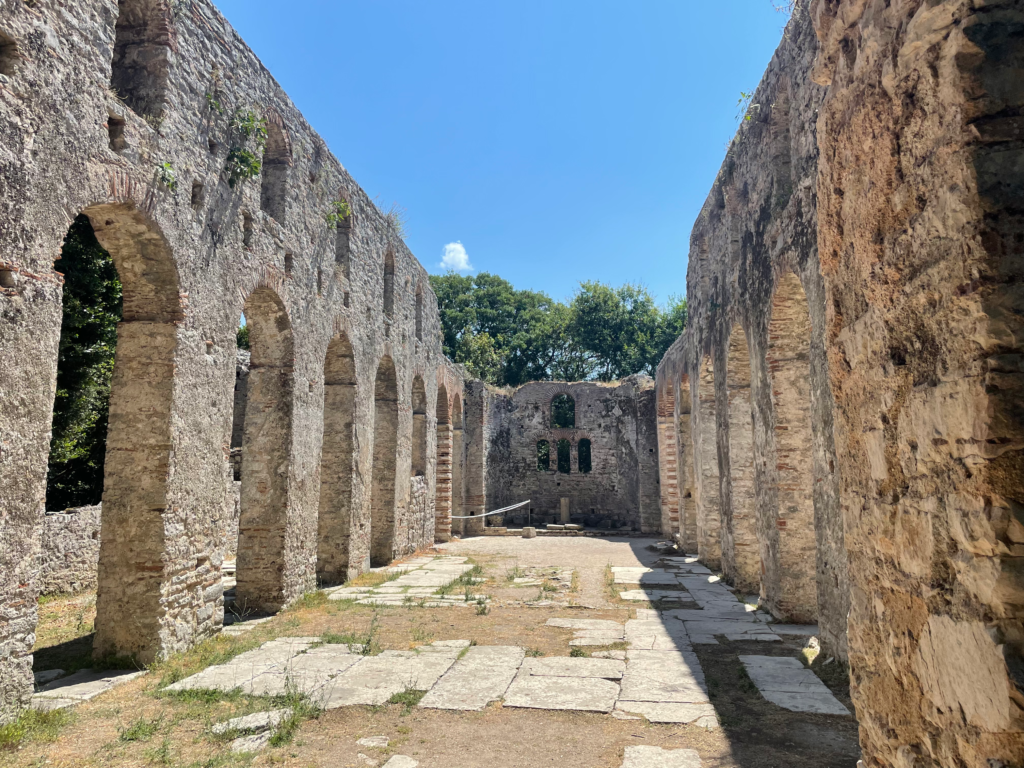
[37,506,102,596]
[656,2,847,654]
[0,0,465,723]
[657,1,1024,765]
[480,379,661,532]
[814,0,1024,765]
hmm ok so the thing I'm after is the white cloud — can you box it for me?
[440,241,473,272]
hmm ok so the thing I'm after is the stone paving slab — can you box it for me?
[419,645,524,711]
[166,638,317,692]
[615,701,718,727]
[503,673,620,713]
[546,618,623,631]
[620,649,709,704]
[33,669,146,703]
[322,651,459,708]
[740,656,850,715]
[614,572,683,586]
[522,657,625,679]
[769,623,819,636]
[682,621,782,645]
[246,647,364,696]
[570,630,627,646]
[618,589,690,602]
[212,709,290,735]
[620,745,703,768]
[381,757,419,768]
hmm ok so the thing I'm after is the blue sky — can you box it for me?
[214,1,788,305]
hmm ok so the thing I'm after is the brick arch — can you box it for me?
[316,330,357,585]
[722,322,759,593]
[693,354,721,569]
[370,355,399,567]
[76,202,184,663]
[765,269,816,622]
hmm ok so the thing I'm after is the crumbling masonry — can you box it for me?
[1,1,1023,766]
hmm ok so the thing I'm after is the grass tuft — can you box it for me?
[118,714,163,743]
[0,707,73,751]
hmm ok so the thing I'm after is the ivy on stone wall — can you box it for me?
[46,216,122,512]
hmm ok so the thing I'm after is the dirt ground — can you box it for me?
[4,536,861,768]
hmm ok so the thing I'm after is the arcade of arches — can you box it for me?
[1,0,1022,766]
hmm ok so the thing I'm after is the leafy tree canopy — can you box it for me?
[47,215,122,511]
[430,272,686,387]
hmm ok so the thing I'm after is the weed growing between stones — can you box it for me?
[0,708,74,751]
[387,688,427,712]
[505,562,525,581]
[268,688,323,747]
[525,648,544,658]
[152,632,265,689]
[118,713,164,743]
[569,647,589,658]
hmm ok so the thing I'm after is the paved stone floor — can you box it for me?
[21,536,860,768]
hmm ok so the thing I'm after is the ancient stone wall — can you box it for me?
[0,0,462,722]
[812,0,1024,764]
[656,0,1024,764]
[37,506,102,596]
[479,378,660,531]
[654,4,848,655]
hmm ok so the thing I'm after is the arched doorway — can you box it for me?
[370,356,398,567]
[766,271,816,621]
[434,384,452,543]
[235,287,294,612]
[316,332,357,585]
[724,324,759,593]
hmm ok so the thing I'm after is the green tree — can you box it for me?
[429,272,567,386]
[46,216,123,511]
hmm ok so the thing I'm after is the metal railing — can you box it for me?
[450,499,530,520]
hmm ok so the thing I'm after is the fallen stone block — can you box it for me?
[620,745,703,767]
[213,708,290,735]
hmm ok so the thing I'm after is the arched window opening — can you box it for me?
[557,439,571,474]
[370,356,399,567]
[579,439,592,474]
[110,0,172,119]
[316,332,357,585]
[412,376,427,476]
[415,284,423,341]
[383,251,395,318]
[537,440,550,471]
[552,394,575,428]
[261,118,290,223]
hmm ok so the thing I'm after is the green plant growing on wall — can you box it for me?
[736,91,760,123]
[157,162,178,193]
[225,108,268,187]
[204,92,224,115]
[324,199,351,230]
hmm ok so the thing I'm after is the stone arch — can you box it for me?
[411,375,427,477]
[434,383,452,543]
[261,113,291,223]
[110,0,174,119]
[723,323,759,593]
[657,384,681,540]
[765,270,816,621]
[316,331,357,585]
[370,355,399,567]
[551,393,575,428]
[693,355,721,569]
[677,375,698,553]
[73,203,183,662]
[235,286,294,612]
[383,250,395,319]
[451,391,465,528]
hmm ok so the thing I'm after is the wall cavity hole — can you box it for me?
[208,137,218,154]
[205,340,214,355]
[0,269,15,289]
[284,252,293,277]
[191,181,205,209]
[242,212,253,247]
[343,292,350,308]
[108,115,127,153]
[0,32,18,77]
